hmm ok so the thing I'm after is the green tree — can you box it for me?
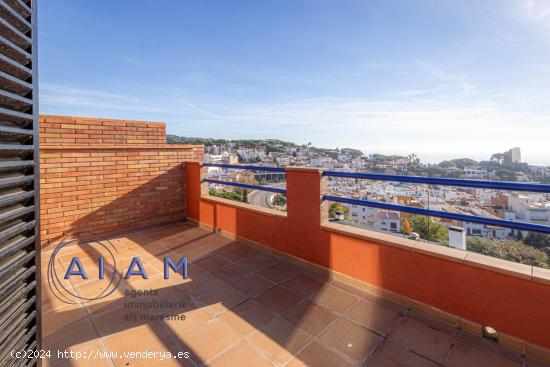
[479,160,500,171]
[329,203,350,220]
[410,215,448,243]
[495,169,517,181]
[523,233,550,250]
[426,166,444,177]
[467,237,549,268]
[490,153,504,164]
[449,158,477,169]
[209,190,245,202]
[273,194,287,206]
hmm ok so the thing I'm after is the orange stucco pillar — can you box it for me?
[285,167,330,267]
[185,162,202,221]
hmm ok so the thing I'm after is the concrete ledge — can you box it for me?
[464,252,532,280]
[532,266,550,285]
[202,195,287,218]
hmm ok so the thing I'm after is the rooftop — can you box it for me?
[34,116,550,367]
[42,222,533,367]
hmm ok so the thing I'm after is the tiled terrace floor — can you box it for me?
[41,222,547,367]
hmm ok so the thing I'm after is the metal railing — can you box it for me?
[201,164,550,234]
[323,171,550,234]
[202,163,286,194]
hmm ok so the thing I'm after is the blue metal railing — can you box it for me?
[202,164,550,234]
[324,195,550,234]
[323,171,550,234]
[323,171,550,193]
[202,163,286,194]
[203,163,285,173]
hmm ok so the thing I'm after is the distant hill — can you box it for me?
[167,135,363,157]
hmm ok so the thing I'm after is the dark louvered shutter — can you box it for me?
[0,0,39,366]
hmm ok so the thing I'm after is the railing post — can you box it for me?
[200,164,209,197]
[185,162,203,221]
[320,173,330,225]
[285,167,327,261]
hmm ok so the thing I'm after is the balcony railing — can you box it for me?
[203,163,550,235]
[186,162,550,355]
[202,163,287,194]
[323,171,550,234]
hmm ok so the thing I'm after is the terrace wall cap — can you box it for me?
[532,266,550,285]
[202,195,287,218]
[40,144,201,150]
[464,251,533,280]
[39,114,165,126]
[285,166,322,173]
[321,221,546,283]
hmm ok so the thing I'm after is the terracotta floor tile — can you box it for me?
[42,318,100,353]
[525,357,550,367]
[319,318,382,362]
[42,304,87,336]
[198,285,249,315]
[309,284,358,314]
[364,341,440,367]
[282,273,326,297]
[219,300,275,336]
[41,297,75,315]
[345,299,401,336]
[194,255,231,272]
[287,339,355,367]
[76,280,126,315]
[163,306,214,337]
[178,274,228,298]
[209,341,276,367]
[237,253,280,272]
[389,317,454,364]
[446,340,523,367]
[153,341,199,367]
[255,285,302,314]
[232,273,275,297]
[258,263,303,283]
[180,246,218,262]
[247,316,314,365]
[102,323,181,367]
[41,342,113,367]
[215,243,258,262]
[210,263,252,284]
[456,331,524,363]
[330,278,372,298]
[284,299,338,335]
[91,306,168,339]
[179,319,242,362]
[42,224,535,367]
[137,241,168,256]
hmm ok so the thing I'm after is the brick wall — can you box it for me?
[40,115,166,145]
[39,115,203,247]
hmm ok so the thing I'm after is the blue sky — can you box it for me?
[39,0,550,165]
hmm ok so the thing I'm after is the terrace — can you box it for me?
[42,223,537,367]
[38,116,550,367]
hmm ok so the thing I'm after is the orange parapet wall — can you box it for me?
[39,115,204,246]
[186,161,550,353]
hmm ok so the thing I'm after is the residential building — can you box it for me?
[503,147,521,165]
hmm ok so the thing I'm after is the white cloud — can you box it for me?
[162,94,549,165]
[39,73,550,166]
[519,0,550,41]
